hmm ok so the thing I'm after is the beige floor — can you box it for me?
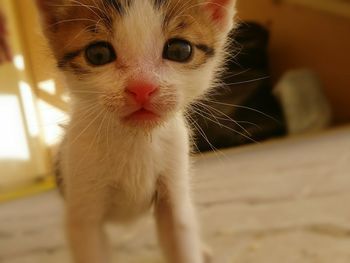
[1,127,350,263]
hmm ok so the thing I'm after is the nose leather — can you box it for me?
[126,81,158,105]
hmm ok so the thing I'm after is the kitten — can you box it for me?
[36,1,236,262]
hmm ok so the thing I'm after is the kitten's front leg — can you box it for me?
[155,173,208,263]
[65,192,111,263]
[67,218,110,263]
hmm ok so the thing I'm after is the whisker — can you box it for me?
[221,68,252,79]
[194,100,252,136]
[187,114,217,152]
[190,106,259,144]
[222,76,270,85]
[70,110,105,145]
[71,90,107,94]
[48,18,97,28]
[204,99,281,124]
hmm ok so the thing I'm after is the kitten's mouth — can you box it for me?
[123,108,161,123]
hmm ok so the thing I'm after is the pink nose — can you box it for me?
[126,81,158,105]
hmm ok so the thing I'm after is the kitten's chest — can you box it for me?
[105,141,161,221]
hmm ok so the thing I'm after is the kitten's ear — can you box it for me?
[203,0,236,32]
[35,0,67,27]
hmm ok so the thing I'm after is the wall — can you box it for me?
[15,0,68,112]
[237,0,350,124]
[0,0,48,188]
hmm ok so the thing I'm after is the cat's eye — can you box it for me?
[163,39,193,63]
[85,42,116,66]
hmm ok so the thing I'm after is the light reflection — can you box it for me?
[38,100,68,146]
[38,79,56,95]
[19,81,40,137]
[13,55,25,71]
[0,95,30,160]
[61,92,70,103]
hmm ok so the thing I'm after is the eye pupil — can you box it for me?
[85,42,116,66]
[163,39,193,62]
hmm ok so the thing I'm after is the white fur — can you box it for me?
[50,1,236,263]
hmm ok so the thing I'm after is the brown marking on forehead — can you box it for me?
[41,0,123,74]
[42,0,135,44]
[106,0,133,16]
[154,0,168,9]
[40,0,227,76]
[161,0,219,69]
[106,0,125,14]
[161,0,195,30]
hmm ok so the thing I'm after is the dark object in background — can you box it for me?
[0,9,12,64]
[191,22,286,152]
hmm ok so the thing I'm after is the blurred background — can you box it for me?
[0,0,350,262]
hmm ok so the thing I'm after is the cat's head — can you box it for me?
[36,0,236,129]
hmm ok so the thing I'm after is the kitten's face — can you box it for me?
[37,0,235,129]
